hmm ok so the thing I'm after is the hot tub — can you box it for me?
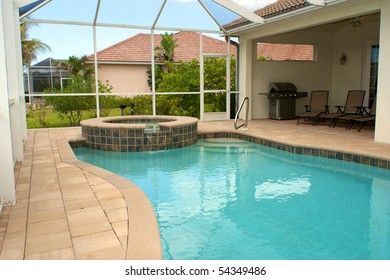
[80,115,198,152]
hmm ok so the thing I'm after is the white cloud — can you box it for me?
[232,0,276,11]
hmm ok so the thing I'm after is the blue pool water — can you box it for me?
[74,139,390,260]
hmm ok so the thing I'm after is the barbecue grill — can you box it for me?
[267,82,307,120]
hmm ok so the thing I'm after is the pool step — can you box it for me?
[196,140,258,153]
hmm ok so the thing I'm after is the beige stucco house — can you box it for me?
[87,31,237,94]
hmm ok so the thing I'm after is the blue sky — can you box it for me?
[27,0,275,63]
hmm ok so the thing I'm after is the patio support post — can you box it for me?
[0,0,16,206]
[238,37,253,120]
[200,32,204,121]
[93,25,100,117]
[151,29,156,116]
[375,1,390,143]
[3,0,25,161]
[226,35,231,120]
[93,0,101,117]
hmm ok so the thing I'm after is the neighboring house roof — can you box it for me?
[257,43,314,61]
[224,0,310,31]
[32,57,66,67]
[87,31,236,64]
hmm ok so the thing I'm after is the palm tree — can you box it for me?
[56,55,94,80]
[154,32,178,62]
[20,22,51,66]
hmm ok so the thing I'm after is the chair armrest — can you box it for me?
[325,105,330,114]
[354,106,366,114]
[334,105,344,113]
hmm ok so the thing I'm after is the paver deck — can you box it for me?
[0,119,389,259]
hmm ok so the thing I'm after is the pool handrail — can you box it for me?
[234,97,249,130]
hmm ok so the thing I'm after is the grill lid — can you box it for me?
[269,82,297,93]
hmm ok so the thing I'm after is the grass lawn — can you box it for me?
[27,107,123,129]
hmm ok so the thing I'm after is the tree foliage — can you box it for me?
[154,32,178,62]
[147,32,237,118]
[44,56,114,126]
[21,22,51,66]
[154,57,236,117]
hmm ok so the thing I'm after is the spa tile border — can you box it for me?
[198,132,390,170]
[81,116,198,152]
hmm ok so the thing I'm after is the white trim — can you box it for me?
[18,0,52,20]
[26,90,239,97]
[198,0,226,33]
[211,0,264,24]
[151,29,156,116]
[152,0,167,30]
[0,0,16,206]
[200,32,204,121]
[362,39,379,106]
[22,18,225,35]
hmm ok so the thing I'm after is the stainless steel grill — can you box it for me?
[267,82,307,120]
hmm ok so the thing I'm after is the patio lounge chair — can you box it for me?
[297,90,329,125]
[347,98,376,132]
[316,90,365,127]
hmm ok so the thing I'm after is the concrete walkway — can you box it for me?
[1,119,389,259]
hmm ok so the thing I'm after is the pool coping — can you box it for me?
[198,130,390,169]
[56,138,162,260]
[71,129,390,170]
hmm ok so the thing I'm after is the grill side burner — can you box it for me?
[267,82,307,120]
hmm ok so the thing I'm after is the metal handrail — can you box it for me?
[234,97,249,130]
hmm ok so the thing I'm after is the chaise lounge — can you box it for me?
[297,90,329,125]
[316,90,365,127]
[347,98,376,131]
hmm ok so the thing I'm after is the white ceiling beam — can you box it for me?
[152,0,167,30]
[198,0,226,33]
[306,0,326,5]
[211,0,264,24]
[18,0,52,19]
[14,0,37,7]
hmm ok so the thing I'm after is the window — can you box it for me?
[369,44,379,107]
[257,43,315,61]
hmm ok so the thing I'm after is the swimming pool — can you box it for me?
[74,139,390,260]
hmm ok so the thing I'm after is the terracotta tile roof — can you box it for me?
[87,31,236,64]
[224,0,310,31]
[257,43,314,61]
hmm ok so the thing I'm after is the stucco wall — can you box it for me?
[249,19,380,120]
[97,64,151,93]
[331,21,380,108]
[251,30,334,119]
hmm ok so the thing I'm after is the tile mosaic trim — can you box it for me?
[80,116,198,152]
[198,132,390,170]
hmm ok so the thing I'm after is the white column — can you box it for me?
[0,0,16,205]
[200,32,204,121]
[151,29,156,116]
[375,1,390,143]
[238,37,253,120]
[93,25,100,117]
[15,5,28,141]
[3,0,25,161]
[226,35,231,120]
